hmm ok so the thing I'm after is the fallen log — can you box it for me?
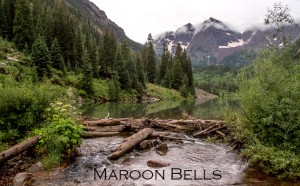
[84,119,128,126]
[193,124,219,137]
[82,131,124,138]
[155,135,195,142]
[83,124,131,132]
[0,136,40,163]
[151,121,187,130]
[203,125,227,135]
[108,128,153,160]
[215,130,226,138]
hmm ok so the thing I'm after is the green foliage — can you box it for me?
[147,83,183,101]
[0,79,65,142]
[229,45,300,179]
[38,101,83,169]
[243,141,300,180]
[194,66,238,95]
[221,50,256,68]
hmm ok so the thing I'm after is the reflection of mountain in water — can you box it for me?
[80,98,236,120]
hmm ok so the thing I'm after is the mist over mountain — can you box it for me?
[153,17,300,67]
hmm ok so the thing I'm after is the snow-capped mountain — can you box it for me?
[153,17,300,66]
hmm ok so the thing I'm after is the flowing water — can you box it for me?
[33,99,300,186]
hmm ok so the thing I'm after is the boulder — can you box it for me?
[155,143,168,156]
[13,172,33,186]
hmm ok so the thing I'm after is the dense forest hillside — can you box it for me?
[0,0,195,144]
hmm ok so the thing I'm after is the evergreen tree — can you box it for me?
[32,36,51,79]
[13,0,33,50]
[171,43,184,89]
[108,75,121,101]
[88,37,99,78]
[180,75,189,97]
[50,38,66,73]
[159,44,168,84]
[119,65,131,90]
[99,29,117,77]
[79,48,94,95]
[146,33,156,83]
[3,0,14,40]
[75,32,83,70]
[186,57,195,95]
[171,57,183,90]
[136,54,146,88]
[0,3,8,38]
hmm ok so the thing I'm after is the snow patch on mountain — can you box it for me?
[219,39,245,49]
[167,40,174,52]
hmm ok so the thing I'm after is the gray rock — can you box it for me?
[27,162,44,173]
[155,143,168,156]
[13,172,33,186]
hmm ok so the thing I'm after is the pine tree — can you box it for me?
[79,48,94,95]
[99,29,117,78]
[180,75,189,97]
[186,57,195,95]
[171,43,184,90]
[108,75,121,101]
[0,3,8,38]
[50,38,66,73]
[136,54,146,88]
[119,64,131,90]
[171,57,183,90]
[88,38,99,78]
[159,44,168,84]
[32,36,51,79]
[13,0,33,50]
[146,33,156,83]
[3,0,14,40]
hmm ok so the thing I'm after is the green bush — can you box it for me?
[229,46,300,179]
[0,78,65,142]
[37,101,83,169]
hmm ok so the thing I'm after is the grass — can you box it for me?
[146,83,183,101]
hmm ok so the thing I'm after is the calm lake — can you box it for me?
[80,98,234,120]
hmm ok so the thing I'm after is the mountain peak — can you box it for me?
[206,17,222,24]
[194,17,230,33]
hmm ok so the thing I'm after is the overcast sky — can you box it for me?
[91,0,300,44]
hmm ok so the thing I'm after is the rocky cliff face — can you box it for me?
[66,0,142,50]
[154,17,300,66]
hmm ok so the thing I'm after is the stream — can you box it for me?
[33,99,299,186]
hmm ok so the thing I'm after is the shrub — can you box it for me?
[38,101,83,169]
[0,78,65,142]
[229,46,300,179]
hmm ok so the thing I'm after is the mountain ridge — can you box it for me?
[154,17,300,66]
[66,0,143,50]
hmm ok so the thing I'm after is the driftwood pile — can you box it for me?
[82,117,228,160]
[0,117,229,163]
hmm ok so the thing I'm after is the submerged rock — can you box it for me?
[147,160,170,168]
